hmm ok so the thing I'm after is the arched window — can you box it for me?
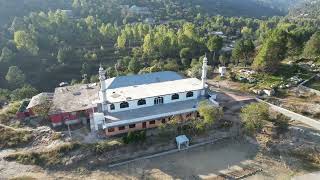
[110,104,115,110]
[120,102,129,109]
[154,97,164,105]
[171,93,179,100]
[186,91,194,98]
[137,99,146,106]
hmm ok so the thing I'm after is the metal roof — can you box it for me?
[104,71,183,90]
[105,78,203,103]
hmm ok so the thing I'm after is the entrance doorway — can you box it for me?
[142,122,147,128]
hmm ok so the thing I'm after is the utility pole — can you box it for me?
[67,123,72,138]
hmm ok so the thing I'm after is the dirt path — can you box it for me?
[0,139,260,179]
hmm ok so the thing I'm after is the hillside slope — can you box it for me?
[0,0,285,28]
[197,0,284,17]
[288,0,320,19]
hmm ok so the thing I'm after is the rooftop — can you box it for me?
[48,71,202,114]
[105,78,203,103]
[49,83,100,115]
[104,71,183,89]
[103,98,201,128]
[27,92,54,109]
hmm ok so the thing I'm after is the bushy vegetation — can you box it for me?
[273,114,290,133]
[5,143,80,167]
[122,131,147,144]
[91,140,123,155]
[0,101,21,124]
[240,102,270,135]
[197,101,224,131]
[0,127,33,148]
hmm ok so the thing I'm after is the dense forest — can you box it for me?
[0,0,320,102]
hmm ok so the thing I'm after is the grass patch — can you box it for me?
[289,149,320,171]
[10,176,37,180]
[0,101,21,124]
[5,143,80,167]
[306,79,320,91]
[0,127,33,148]
[252,73,283,89]
[89,140,123,155]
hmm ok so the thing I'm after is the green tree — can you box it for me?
[232,39,255,66]
[252,30,287,72]
[117,33,127,49]
[303,31,320,58]
[57,47,70,64]
[10,85,38,101]
[207,35,223,61]
[219,54,229,66]
[198,101,223,130]
[128,58,141,74]
[0,47,14,63]
[163,60,180,72]
[5,66,26,88]
[180,48,192,67]
[14,31,39,55]
[142,34,154,57]
[0,89,10,102]
[240,103,269,135]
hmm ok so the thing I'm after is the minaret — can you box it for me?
[201,54,208,89]
[99,64,107,110]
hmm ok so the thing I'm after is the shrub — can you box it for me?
[91,140,122,154]
[0,127,33,148]
[240,102,269,135]
[274,114,289,133]
[122,131,146,144]
[198,101,223,126]
[10,176,37,180]
[5,143,80,167]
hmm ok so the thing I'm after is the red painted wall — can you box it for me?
[49,109,93,125]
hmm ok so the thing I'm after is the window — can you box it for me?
[154,97,164,105]
[108,128,115,132]
[161,119,166,124]
[186,91,194,98]
[149,120,155,125]
[110,104,115,110]
[118,126,125,131]
[120,102,129,109]
[171,93,179,100]
[129,124,136,128]
[137,99,146,106]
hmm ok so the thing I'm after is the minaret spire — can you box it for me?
[98,64,107,111]
[201,54,208,89]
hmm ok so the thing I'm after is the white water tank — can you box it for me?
[219,66,227,77]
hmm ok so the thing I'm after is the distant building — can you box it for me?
[144,17,156,24]
[221,46,233,53]
[60,10,73,18]
[209,31,224,36]
[128,5,151,15]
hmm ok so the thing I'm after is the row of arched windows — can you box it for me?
[109,91,194,110]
